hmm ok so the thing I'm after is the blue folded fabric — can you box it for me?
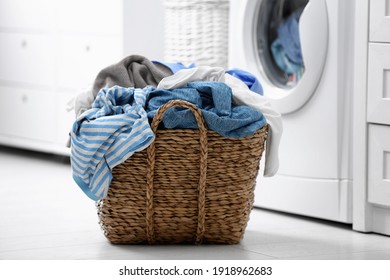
[146,81,266,138]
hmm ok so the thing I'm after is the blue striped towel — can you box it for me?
[70,86,155,201]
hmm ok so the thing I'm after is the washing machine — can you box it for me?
[229,0,355,223]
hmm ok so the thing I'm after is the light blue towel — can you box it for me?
[71,86,155,201]
[146,81,266,138]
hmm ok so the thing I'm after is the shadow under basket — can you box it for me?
[96,100,268,245]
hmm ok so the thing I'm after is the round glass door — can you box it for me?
[244,0,328,114]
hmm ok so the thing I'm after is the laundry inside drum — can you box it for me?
[256,0,309,89]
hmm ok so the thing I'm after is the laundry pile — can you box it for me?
[69,55,283,201]
[271,8,305,85]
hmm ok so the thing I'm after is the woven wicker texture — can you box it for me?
[96,100,268,244]
[163,0,229,69]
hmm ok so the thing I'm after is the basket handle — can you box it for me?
[146,100,208,245]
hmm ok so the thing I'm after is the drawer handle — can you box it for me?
[22,95,28,103]
[21,40,28,48]
[85,45,91,52]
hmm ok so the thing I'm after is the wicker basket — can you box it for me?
[163,0,229,69]
[96,100,268,244]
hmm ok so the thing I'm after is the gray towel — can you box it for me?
[92,55,173,97]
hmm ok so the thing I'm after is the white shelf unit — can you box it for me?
[353,0,390,236]
[0,0,124,155]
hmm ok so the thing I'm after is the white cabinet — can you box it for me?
[0,33,56,86]
[367,43,390,125]
[0,0,123,155]
[369,0,390,42]
[353,0,390,236]
[0,86,56,142]
[58,35,122,89]
[368,125,390,207]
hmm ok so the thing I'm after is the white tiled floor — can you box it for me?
[1,145,390,260]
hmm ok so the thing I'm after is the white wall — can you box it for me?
[123,0,165,60]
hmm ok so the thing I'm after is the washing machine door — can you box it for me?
[242,0,328,114]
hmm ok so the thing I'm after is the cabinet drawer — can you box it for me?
[0,33,55,86]
[368,124,390,207]
[0,86,56,142]
[369,0,390,42]
[367,43,390,125]
[58,35,122,89]
[0,0,55,31]
[57,0,122,35]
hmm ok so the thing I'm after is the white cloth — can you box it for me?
[157,66,283,177]
[65,85,95,118]
[224,74,282,176]
[65,86,95,147]
[156,66,225,89]
[74,88,95,118]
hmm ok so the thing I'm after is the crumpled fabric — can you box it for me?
[225,68,263,95]
[71,85,155,201]
[92,54,173,98]
[154,60,264,95]
[147,81,266,139]
[271,9,305,74]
